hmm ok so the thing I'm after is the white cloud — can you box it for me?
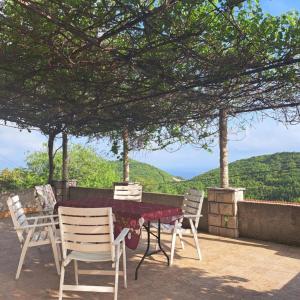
[0,125,46,168]
[229,118,300,155]
[132,118,300,178]
[1,118,300,179]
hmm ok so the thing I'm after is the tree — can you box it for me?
[25,144,120,187]
[0,0,299,191]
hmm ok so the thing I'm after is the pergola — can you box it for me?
[0,0,299,186]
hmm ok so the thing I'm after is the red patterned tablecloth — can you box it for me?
[54,198,182,250]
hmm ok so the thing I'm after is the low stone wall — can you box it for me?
[1,186,300,247]
[0,188,40,217]
[68,187,209,232]
[69,187,113,200]
[238,200,300,246]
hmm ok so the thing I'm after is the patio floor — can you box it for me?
[1,217,300,300]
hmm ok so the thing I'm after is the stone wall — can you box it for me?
[208,187,244,238]
[1,186,300,246]
[0,188,40,217]
[69,187,113,200]
[68,187,209,231]
[238,200,300,246]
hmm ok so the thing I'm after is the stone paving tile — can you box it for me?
[1,218,300,300]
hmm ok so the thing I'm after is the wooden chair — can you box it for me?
[169,189,204,265]
[58,206,129,300]
[7,195,61,279]
[113,183,142,202]
[34,184,57,213]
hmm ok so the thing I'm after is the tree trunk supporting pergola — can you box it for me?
[122,127,130,182]
[207,109,244,239]
[62,131,69,182]
[219,109,229,188]
[61,131,69,200]
[47,132,56,184]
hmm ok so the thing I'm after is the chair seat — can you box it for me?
[31,230,48,242]
[151,222,184,233]
[68,251,112,262]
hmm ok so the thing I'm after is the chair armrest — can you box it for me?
[113,228,130,245]
[26,214,58,220]
[15,221,58,230]
[183,214,203,219]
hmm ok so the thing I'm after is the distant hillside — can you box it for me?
[0,145,179,194]
[191,152,300,202]
[113,160,178,192]
[2,146,300,202]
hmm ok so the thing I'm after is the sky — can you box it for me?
[0,0,299,179]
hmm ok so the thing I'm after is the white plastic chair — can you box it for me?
[153,189,204,265]
[34,184,57,213]
[7,195,61,279]
[169,189,204,265]
[113,183,142,202]
[58,206,129,300]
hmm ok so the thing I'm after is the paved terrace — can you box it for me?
[1,217,300,300]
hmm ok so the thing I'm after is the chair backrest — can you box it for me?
[182,189,204,228]
[7,195,28,244]
[113,183,142,202]
[35,184,56,211]
[58,207,115,261]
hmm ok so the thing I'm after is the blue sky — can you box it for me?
[261,0,300,15]
[0,0,299,179]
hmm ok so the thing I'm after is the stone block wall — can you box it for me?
[238,200,300,246]
[0,188,40,217]
[1,186,300,247]
[208,187,244,238]
[52,180,77,201]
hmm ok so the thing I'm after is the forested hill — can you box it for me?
[0,145,180,194]
[113,159,178,192]
[1,146,300,202]
[191,152,300,202]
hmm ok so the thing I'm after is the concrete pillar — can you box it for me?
[207,187,244,238]
[52,179,77,201]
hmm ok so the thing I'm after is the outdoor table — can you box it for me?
[54,198,182,279]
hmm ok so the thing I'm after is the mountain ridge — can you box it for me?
[190,152,300,201]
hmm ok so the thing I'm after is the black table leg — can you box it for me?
[135,219,170,280]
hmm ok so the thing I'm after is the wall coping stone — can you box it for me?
[208,187,246,192]
[243,199,300,207]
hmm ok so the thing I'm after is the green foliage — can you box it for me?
[190,152,300,202]
[1,148,300,202]
[26,144,120,188]
[0,144,121,191]
[0,168,43,192]
[113,159,176,193]
[0,144,180,192]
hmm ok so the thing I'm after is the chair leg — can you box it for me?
[16,229,33,279]
[122,242,127,288]
[170,220,178,266]
[57,244,62,261]
[74,260,78,285]
[178,231,185,249]
[58,263,65,300]
[114,245,120,300]
[16,245,29,280]
[48,227,60,275]
[189,219,202,261]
